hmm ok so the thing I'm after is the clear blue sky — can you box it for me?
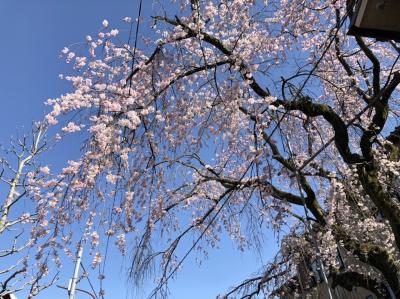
[0,1,277,298]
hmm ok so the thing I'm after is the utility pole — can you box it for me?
[68,242,83,299]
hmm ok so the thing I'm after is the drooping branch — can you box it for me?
[222,255,290,299]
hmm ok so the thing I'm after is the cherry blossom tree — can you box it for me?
[39,0,400,297]
[0,123,59,298]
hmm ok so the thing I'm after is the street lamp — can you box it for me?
[348,0,400,41]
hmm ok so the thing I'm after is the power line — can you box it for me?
[129,0,144,90]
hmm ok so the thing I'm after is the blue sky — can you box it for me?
[0,1,278,298]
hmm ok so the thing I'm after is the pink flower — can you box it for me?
[110,29,119,37]
[91,231,100,247]
[39,166,50,174]
[62,122,81,133]
[92,252,102,268]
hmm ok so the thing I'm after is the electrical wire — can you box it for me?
[129,0,144,91]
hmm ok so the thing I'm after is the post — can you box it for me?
[68,243,83,299]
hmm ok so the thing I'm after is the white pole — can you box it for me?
[68,243,83,299]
